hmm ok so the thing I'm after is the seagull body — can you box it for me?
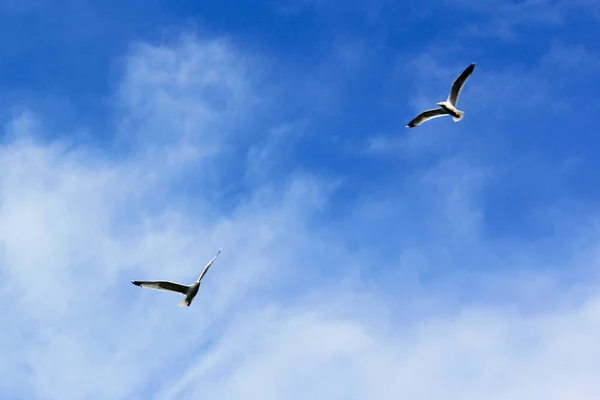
[131,249,222,307]
[407,63,476,128]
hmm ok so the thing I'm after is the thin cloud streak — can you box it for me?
[1,27,600,400]
[449,0,600,40]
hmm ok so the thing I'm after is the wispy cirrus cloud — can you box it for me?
[153,132,600,400]
[2,11,600,400]
[0,34,337,399]
[448,0,600,40]
[159,284,600,400]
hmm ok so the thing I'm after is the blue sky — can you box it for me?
[1,0,600,398]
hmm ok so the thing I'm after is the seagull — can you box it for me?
[406,63,476,128]
[131,249,222,307]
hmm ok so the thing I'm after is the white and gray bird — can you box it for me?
[406,63,476,128]
[131,249,222,307]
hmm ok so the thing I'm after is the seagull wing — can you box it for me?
[406,108,448,128]
[447,63,475,106]
[196,249,222,283]
[131,280,190,295]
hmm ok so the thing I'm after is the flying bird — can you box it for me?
[406,63,476,128]
[131,249,222,307]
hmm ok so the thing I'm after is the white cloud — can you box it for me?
[160,284,600,400]
[0,117,336,398]
[114,34,271,173]
[1,32,600,400]
[0,35,332,400]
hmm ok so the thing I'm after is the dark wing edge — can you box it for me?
[448,63,476,106]
[131,280,190,294]
[406,108,448,128]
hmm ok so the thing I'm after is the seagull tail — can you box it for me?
[178,298,191,307]
[452,110,464,122]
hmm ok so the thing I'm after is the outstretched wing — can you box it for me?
[196,249,222,283]
[406,108,448,128]
[131,280,190,295]
[447,63,475,106]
